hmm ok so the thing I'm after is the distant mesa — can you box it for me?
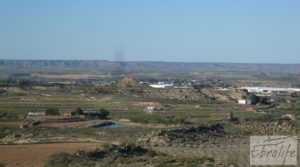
[1,60,300,73]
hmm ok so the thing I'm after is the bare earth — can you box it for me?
[40,120,103,128]
[0,142,103,167]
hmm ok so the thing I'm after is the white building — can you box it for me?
[149,82,174,89]
[238,99,252,105]
[241,87,300,94]
[145,106,155,110]
[145,106,155,114]
[28,112,45,116]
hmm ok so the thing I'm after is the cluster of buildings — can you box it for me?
[241,87,300,94]
[147,79,230,90]
[237,86,300,105]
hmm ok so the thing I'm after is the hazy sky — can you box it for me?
[0,0,300,63]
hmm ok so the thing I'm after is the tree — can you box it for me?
[291,92,300,97]
[249,94,259,105]
[259,96,270,105]
[19,80,33,88]
[241,95,247,100]
[46,107,60,115]
[228,111,239,122]
[98,108,109,119]
[228,111,234,121]
[84,108,109,119]
[74,107,83,115]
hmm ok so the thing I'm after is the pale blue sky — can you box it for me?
[0,0,300,63]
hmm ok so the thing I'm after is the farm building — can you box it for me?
[241,87,300,94]
[149,82,174,89]
[145,106,155,114]
[144,106,163,114]
[64,111,75,117]
[28,112,45,116]
[19,122,29,129]
[145,106,155,110]
[238,99,252,105]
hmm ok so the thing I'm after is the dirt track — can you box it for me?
[0,142,103,167]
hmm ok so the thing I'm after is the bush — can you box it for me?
[117,144,147,157]
[258,96,271,105]
[45,144,217,167]
[84,108,109,119]
[0,125,18,139]
[98,108,109,119]
[74,107,83,115]
[0,112,18,119]
[46,108,60,115]
[46,153,72,167]
[249,94,259,105]
[19,80,33,88]
[228,112,239,123]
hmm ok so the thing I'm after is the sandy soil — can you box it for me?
[0,142,103,167]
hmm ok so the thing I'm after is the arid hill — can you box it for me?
[1,60,300,73]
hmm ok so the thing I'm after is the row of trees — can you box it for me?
[0,78,41,88]
[45,107,109,119]
[46,108,60,115]
[82,108,109,119]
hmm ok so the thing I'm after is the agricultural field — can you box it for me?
[0,143,103,167]
[0,76,299,166]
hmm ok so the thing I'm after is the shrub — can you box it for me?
[74,107,83,115]
[84,108,109,119]
[46,108,60,115]
[0,112,18,119]
[46,153,72,167]
[249,94,259,105]
[98,108,109,119]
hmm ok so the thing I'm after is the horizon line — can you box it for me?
[1,58,300,65]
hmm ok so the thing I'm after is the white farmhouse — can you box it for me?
[28,112,46,116]
[149,82,174,89]
[145,106,155,114]
[238,99,252,105]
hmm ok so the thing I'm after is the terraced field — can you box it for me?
[0,86,256,122]
[0,84,285,167]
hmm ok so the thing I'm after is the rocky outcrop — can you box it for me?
[117,76,139,88]
[143,89,205,101]
[137,123,231,146]
[237,121,296,135]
